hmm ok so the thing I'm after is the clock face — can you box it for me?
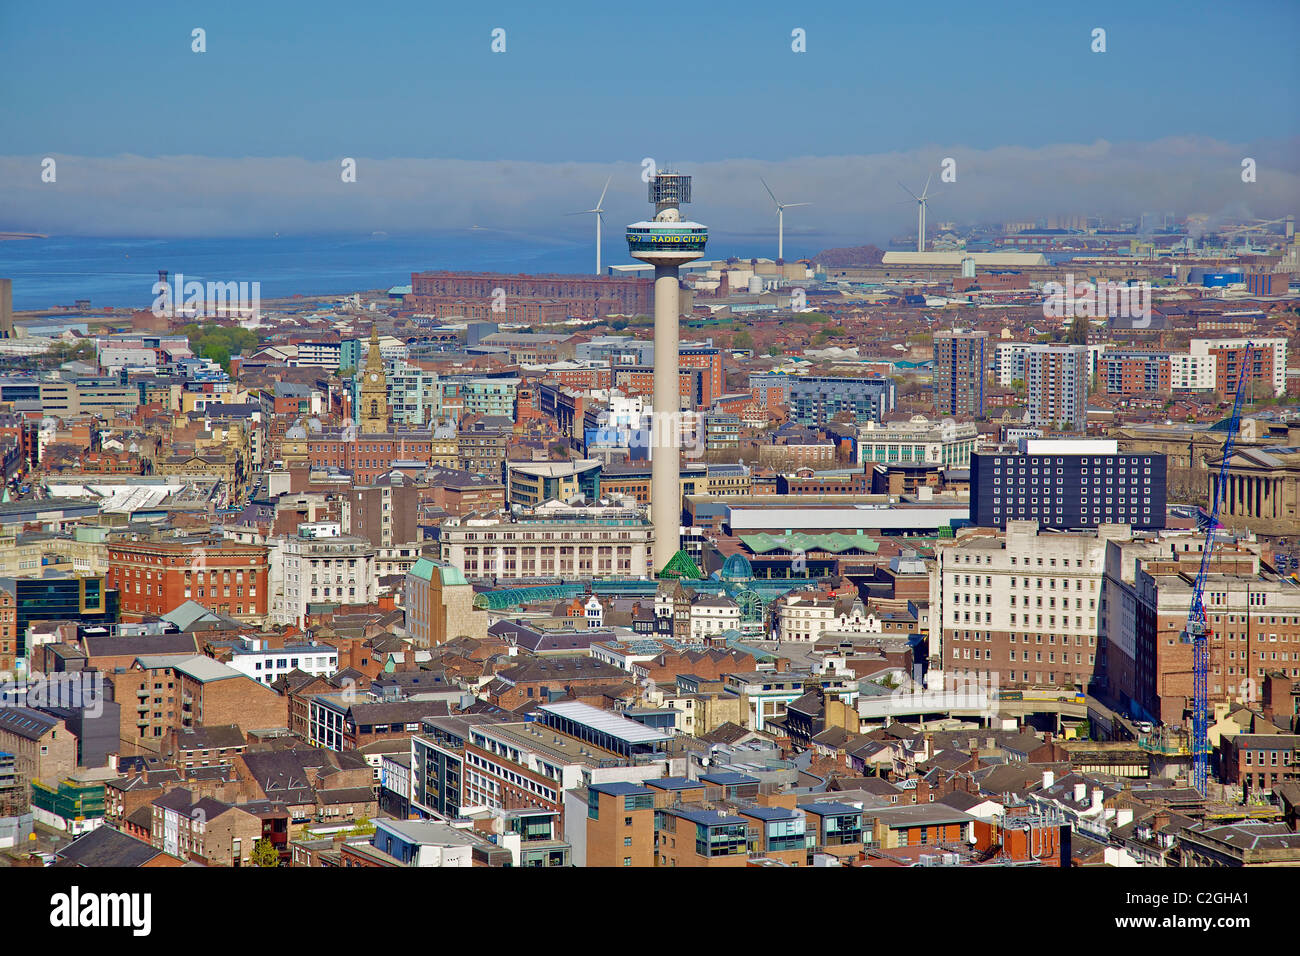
[370,373,379,382]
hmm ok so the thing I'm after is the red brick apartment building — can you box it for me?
[1099,352,1172,396]
[107,539,269,622]
[680,345,724,406]
[612,365,706,406]
[409,271,653,319]
[1209,344,1274,396]
[584,782,656,867]
[544,367,612,391]
[0,587,16,675]
[306,431,436,485]
[113,655,287,755]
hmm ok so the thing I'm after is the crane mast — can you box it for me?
[1182,343,1257,794]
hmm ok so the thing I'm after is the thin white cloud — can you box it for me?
[2,137,1296,239]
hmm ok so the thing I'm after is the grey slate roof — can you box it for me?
[0,707,58,741]
[57,826,165,867]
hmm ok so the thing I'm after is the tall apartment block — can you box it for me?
[933,330,988,418]
[1025,345,1089,430]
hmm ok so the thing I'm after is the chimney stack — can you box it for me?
[0,278,12,339]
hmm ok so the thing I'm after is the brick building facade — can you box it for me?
[107,539,269,622]
[410,271,653,320]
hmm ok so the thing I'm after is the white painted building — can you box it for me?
[688,593,740,639]
[269,522,378,627]
[227,637,339,685]
[370,819,475,867]
[857,416,979,468]
[583,594,604,627]
[292,339,342,370]
[777,593,877,643]
[1166,352,1217,391]
[930,521,1124,688]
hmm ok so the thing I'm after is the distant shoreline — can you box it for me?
[0,233,47,241]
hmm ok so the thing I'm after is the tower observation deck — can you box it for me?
[626,169,708,575]
[626,172,709,264]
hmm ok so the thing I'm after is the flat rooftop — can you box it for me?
[538,700,672,746]
[483,722,626,767]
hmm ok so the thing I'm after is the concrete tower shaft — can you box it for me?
[627,170,707,575]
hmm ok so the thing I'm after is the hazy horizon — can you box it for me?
[3,137,1297,244]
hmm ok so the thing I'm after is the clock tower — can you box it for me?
[359,326,389,434]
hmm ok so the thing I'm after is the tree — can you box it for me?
[1067,314,1090,345]
[732,329,753,350]
[250,838,280,868]
[47,339,97,365]
[349,816,376,837]
[768,345,781,357]
[182,322,260,373]
[1246,379,1275,405]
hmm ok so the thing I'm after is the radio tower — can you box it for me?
[627,169,708,575]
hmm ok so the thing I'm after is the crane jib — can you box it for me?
[1182,342,1256,795]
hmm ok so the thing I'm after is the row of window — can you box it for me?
[954,647,1096,664]
[954,554,1091,568]
[991,455,1153,467]
[955,575,1093,591]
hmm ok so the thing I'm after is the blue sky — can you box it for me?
[1,0,1297,238]
[5,0,1299,159]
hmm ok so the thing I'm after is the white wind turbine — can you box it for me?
[900,174,934,253]
[568,176,612,275]
[761,177,811,262]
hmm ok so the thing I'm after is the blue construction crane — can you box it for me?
[1182,343,1257,794]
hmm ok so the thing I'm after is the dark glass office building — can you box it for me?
[0,573,120,660]
[971,443,1167,530]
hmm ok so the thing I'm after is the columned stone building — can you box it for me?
[1210,446,1300,537]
